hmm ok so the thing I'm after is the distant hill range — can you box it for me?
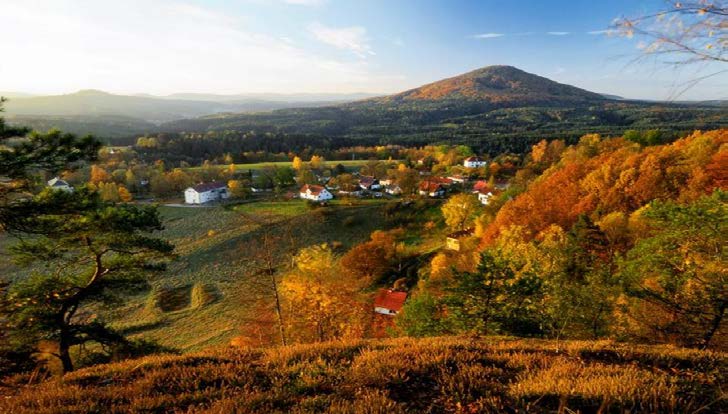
[3,66,727,148]
[160,66,728,152]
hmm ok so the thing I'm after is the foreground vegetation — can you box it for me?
[1,336,725,413]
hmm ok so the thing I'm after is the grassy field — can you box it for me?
[189,159,399,172]
[2,336,725,413]
[104,201,393,352]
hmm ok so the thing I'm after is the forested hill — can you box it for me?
[159,66,728,152]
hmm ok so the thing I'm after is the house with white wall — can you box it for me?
[184,182,230,204]
[463,156,487,168]
[47,177,73,192]
[300,184,333,201]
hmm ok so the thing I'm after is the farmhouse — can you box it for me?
[385,184,402,195]
[47,177,73,192]
[374,289,408,315]
[418,181,446,198]
[447,175,468,184]
[464,156,487,168]
[446,228,475,251]
[184,182,230,204]
[300,184,333,201]
[358,176,381,191]
[477,190,494,205]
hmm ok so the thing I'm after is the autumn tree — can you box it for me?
[310,155,325,170]
[228,179,251,199]
[292,156,303,171]
[281,244,368,342]
[89,165,110,184]
[441,193,480,231]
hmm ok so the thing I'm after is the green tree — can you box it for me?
[445,251,542,335]
[395,292,447,337]
[620,191,728,349]
[3,189,173,372]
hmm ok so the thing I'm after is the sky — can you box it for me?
[1,0,727,100]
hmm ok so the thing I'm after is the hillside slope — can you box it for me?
[160,66,728,152]
[2,337,725,413]
[381,65,605,105]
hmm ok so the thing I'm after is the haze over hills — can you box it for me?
[3,65,727,147]
[2,89,375,123]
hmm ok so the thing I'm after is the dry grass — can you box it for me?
[1,337,725,413]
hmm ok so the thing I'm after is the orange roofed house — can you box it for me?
[299,184,333,201]
[373,289,407,315]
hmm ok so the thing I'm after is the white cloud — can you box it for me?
[0,0,396,94]
[546,31,570,36]
[587,30,611,35]
[309,22,374,58]
[472,33,505,39]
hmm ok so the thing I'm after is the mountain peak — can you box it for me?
[388,65,605,104]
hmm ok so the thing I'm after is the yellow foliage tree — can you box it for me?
[441,193,480,231]
[118,185,133,202]
[89,165,110,184]
[292,156,303,171]
[310,155,325,170]
[281,244,368,342]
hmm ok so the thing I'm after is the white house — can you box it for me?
[300,184,333,201]
[477,191,494,205]
[47,177,73,192]
[184,182,230,204]
[385,184,402,195]
[358,176,381,191]
[463,156,487,168]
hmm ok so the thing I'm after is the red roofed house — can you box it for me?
[185,181,229,204]
[299,184,333,201]
[464,156,487,168]
[374,289,407,315]
[418,181,446,198]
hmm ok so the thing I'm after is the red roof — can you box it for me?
[465,156,485,162]
[472,180,492,193]
[301,184,326,195]
[419,181,444,192]
[374,289,407,312]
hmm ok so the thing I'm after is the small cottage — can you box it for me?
[184,182,229,204]
[300,184,333,201]
[47,177,73,192]
[358,176,381,191]
[464,156,487,168]
[374,289,408,315]
[418,181,446,198]
[446,228,475,251]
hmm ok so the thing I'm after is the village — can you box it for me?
[43,151,509,325]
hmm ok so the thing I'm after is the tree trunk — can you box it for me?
[58,330,74,373]
[270,272,287,346]
[699,300,727,350]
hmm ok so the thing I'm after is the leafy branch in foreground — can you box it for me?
[1,188,174,373]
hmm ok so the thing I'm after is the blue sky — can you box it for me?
[1,0,726,100]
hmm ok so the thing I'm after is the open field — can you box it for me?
[188,159,399,172]
[2,336,725,413]
[104,201,394,352]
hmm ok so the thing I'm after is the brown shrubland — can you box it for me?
[1,336,725,413]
